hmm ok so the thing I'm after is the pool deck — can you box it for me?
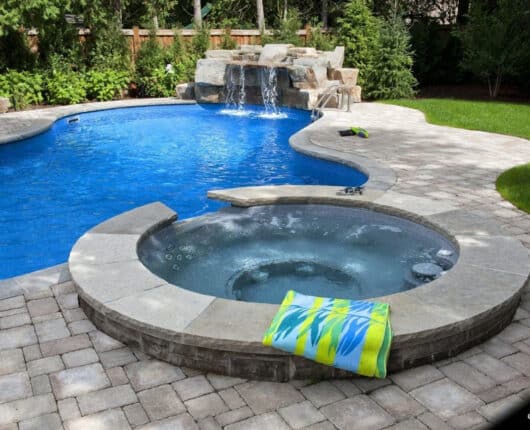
[0,100,530,429]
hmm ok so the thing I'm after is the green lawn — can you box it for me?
[381,98,530,140]
[496,163,530,213]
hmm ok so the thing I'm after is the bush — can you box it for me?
[46,71,86,105]
[336,0,380,87]
[85,70,129,101]
[0,70,44,110]
[263,9,303,46]
[189,25,211,57]
[136,67,180,97]
[365,14,417,99]
[306,24,337,51]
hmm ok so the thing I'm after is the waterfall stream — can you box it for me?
[260,67,280,116]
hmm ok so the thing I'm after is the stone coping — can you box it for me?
[69,197,529,381]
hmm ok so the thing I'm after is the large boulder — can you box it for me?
[292,57,328,87]
[205,50,237,60]
[195,59,228,86]
[321,46,345,69]
[330,68,359,86]
[288,66,320,89]
[258,44,293,65]
[175,83,195,100]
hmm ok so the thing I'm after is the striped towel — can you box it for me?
[263,290,392,378]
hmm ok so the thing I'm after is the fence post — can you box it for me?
[132,26,140,59]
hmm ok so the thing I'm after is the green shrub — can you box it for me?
[336,0,380,88]
[46,71,86,105]
[85,70,129,101]
[190,25,211,57]
[0,70,44,110]
[263,9,303,46]
[136,67,180,97]
[365,14,417,99]
[306,24,337,51]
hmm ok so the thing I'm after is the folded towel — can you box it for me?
[339,127,369,138]
[263,290,392,378]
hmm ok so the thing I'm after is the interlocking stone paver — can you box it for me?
[302,421,336,430]
[0,348,25,375]
[27,356,64,377]
[390,365,444,392]
[64,408,130,430]
[99,347,137,369]
[62,348,98,368]
[501,352,530,376]
[465,353,522,383]
[447,411,487,430]
[237,381,304,414]
[0,307,26,318]
[185,392,228,420]
[0,394,56,425]
[497,323,530,344]
[173,375,214,401]
[331,379,361,397]
[353,376,392,393]
[301,381,345,408]
[68,319,96,335]
[224,412,290,430]
[137,413,198,430]
[440,362,496,393]
[416,412,452,430]
[410,378,484,420]
[77,384,137,415]
[0,325,37,350]
[22,344,41,361]
[51,283,76,297]
[89,330,124,352]
[478,394,525,422]
[31,374,52,395]
[40,334,91,357]
[218,387,245,409]
[215,406,254,426]
[34,318,70,342]
[18,413,62,430]
[278,400,325,429]
[321,395,395,430]
[0,372,32,403]
[123,403,149,427]
[206,373,246,390]
[62,309,86,323]
[370,385,424,420]
[50,363,110,399]
[27,298,59,318]
[32,312,62,323]
[481,337,518,358]
[199,416,221,430]
[56,294,78,310]
[57,398,80,421]
[125,360,185,391]
[107,366,129,386]
[0,296,24,312]
[138,385,185,420]
[0,312,31,329]
[385,417,429,430]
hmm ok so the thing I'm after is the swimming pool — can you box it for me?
[0,104,367,279]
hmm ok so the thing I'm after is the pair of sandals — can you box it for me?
[339,127,369,138]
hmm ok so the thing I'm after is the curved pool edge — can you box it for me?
[68,197,530,381]
[0,98,196,145]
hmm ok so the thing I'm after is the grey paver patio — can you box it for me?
[0,102,529,428]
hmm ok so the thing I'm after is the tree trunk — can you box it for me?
[283,0,288,21]
[456,0,469,24]
[153,14,159,30]
[194,0,202,29]
[257,0,265,32]
[493,72,502,98]
[321,0,328,28]
[113,0,122,27]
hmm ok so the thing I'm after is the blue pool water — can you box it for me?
[0,104,366,279]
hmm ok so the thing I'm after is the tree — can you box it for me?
[256,0,265,32]
[456,0,530,97]
[365,11,417,99]
[194,0,202,28]
[321,0,329,27]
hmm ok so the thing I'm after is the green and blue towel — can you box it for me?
[263,290,392,378]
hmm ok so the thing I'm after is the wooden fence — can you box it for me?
[28,27,313,58]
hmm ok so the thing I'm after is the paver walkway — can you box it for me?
[0,102,529,429]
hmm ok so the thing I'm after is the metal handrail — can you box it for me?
[311,84,354,121]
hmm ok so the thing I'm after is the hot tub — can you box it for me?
[138,205,458,304]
